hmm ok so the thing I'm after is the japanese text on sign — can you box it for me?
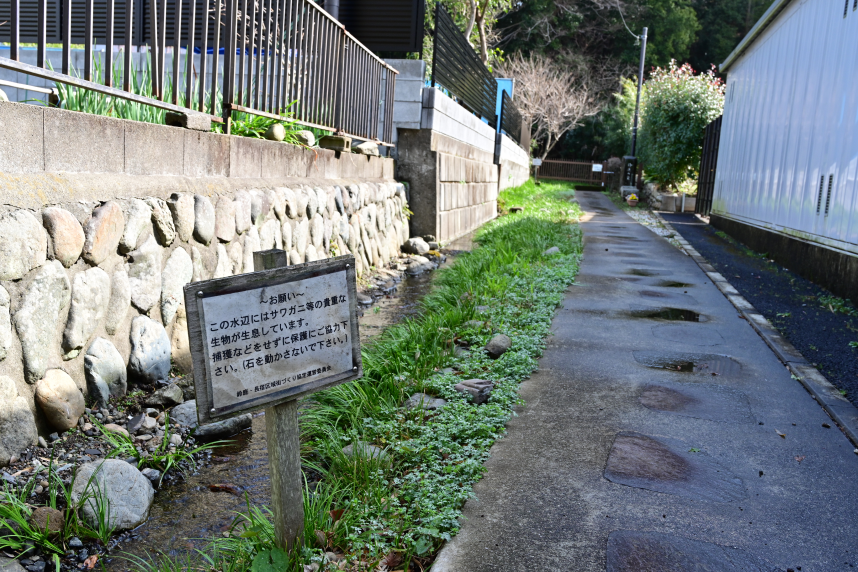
[200,270,353,411]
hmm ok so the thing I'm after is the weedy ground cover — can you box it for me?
[129,179,583,572]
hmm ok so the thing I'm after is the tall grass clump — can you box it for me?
[130,178,583,572]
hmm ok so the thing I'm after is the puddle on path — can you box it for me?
[628,306,705,322]
[656,280,693,288]
[633,351,742,376]
[639,383,753,423]
[625,268,665,277]
[103,256,458,568]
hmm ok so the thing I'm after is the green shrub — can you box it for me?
[638,60,724,190]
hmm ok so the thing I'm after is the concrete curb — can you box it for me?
[652,211,858,448]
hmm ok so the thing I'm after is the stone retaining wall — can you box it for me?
[497,133,531,192]
[0,103,410,466]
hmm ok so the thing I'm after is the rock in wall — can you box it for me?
[0,181,409,464]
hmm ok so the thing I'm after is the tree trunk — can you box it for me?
[464,0,476,43]
[477,14,489,64]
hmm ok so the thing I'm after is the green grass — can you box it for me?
[132,178,584,571]
[818,295,858,317]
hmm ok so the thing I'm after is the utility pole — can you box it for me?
[622,26,647,197]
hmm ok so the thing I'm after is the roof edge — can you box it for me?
[720,0,794,73]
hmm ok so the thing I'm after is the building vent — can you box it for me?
[825,175,834,215]
[816,175,825,213]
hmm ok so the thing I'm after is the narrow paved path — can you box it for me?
[433,191,858,572]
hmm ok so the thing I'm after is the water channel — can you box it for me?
[103,240,471,568]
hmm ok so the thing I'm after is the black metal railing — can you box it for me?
[696,115,722,216]
[430,3,496,125]
[0,0,398,143]
[499,91,521,146]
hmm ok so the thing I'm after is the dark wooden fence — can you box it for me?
[696,115,722,216]
[430,3,496,125]
[499,91,522,147]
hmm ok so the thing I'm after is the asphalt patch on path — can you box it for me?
[604,432,747,502]
[639,383,754,423]
[633,351,742,376]
[606,530,782,572]
[641,291,699,305]
[662,212,858,406]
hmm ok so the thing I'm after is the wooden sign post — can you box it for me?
[183,250,363,550]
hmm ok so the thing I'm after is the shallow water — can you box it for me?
[103,259,454,569]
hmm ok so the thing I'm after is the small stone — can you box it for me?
[68,537,83,549]
[140,467,161,484]
[357,293,372,306]
[215,196,236,243]
[38,436,48,448]
[193,413,252,440]
[241,226,261,273]
[403,393,447,411]
[484,334,512,359]
[16,261,72,383]
[144,383,184,407]
[305,190,318,220]
[145,198,176,246]
[543,246,561,256]
[119,199,151,254]
[82,201,124,265]
[169,434,183,446]
[402,237,430,255]
[170,400,198,428]
[127,235,162,312]
[48,433,59,442]
[294,130,315,146]
[310,214,325,249]
[353,141,379,156]
[71,459,154,530]
[193,195,216,245]
[145,408,159,417]
[428,241,440,250]
[264,123,286,141]
[84,337,127,407]
[167,193,195,243]
[0,209,48,280]
[128,316,171,385]
[98,270,128,338]
[42,207,85,268]
[126,413,146,434]
[259,218,280,250]
[234,190,252,235]
[342,441,386,460]
[28,507,64,536]
[102,423,129,438]
[161,247,193,326]
[454,379,494,404]
[35,369,85,431]
[423,235,436,242]
[26,562,45,572]
[62,267,110,355]
[281,188,300,219]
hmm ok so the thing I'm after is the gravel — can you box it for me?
[663,212,858,405]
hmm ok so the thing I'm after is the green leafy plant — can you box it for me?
[638,60,725,191]
[818,295,858,317]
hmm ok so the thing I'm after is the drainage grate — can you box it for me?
[816,175,825,214]
[825,174,833,216]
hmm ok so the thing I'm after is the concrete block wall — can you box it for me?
[497,133,530,191]
[378,59,426,150]
[0,101,410,465]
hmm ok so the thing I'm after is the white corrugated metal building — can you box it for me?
[712,0,858,300]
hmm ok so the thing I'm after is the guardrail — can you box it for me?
[538,159,606,185]
[430,3,496,125]
[695,115,721,216]
[0,0,398,144]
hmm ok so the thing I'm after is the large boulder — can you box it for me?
[193,195,216,245]
[0,376,38,466]
[71,459,154,531]
[145,198,176,246]
[128,316,171,385]
[166,193,195,243]
[119,198,151,253]
[14,260,72,383]
[215,196,236,243]
[484,334,512,359]
[0,209,47,281]
[35,369,85,431]
[42,207,85,268]
[82,201,124,265]
[104,268,131,336]
[62,267,110,357]
[453,379,494,405]
[84,338,127,407]
[127,235,162,312]
[402,237,430,256]
[160,247,193,326]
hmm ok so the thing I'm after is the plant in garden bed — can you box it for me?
[130,178,583,571]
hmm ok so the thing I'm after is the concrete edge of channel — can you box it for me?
[652,211,858,449]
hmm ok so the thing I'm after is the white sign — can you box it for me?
[185,255,361,423]
[592,164,603,172]
[532,158,543,167]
